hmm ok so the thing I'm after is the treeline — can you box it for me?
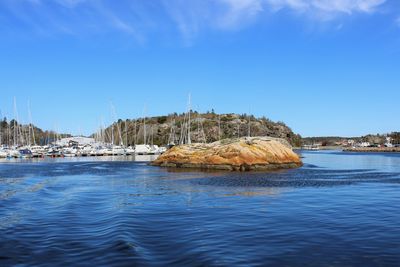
[95,111,302,147]
[303,132,400,146]
[360,132,400,145]
[0,117,70,146]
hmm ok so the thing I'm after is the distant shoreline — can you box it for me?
[343,147,400,153]
[294,146,343,150]
[295,146,400,153]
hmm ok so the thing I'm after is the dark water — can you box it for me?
[1,151,400,266]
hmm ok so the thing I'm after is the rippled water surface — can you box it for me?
[1,151,400,266]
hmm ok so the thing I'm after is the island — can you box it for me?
[151,136,302,171]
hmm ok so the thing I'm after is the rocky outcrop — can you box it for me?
[151,137,302,171]
[99,113,302,147]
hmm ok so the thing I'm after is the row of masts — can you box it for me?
[1,95,253,148]
[93,121,158,146]
[92,95,252,147]
[0,98,37,147]
[0,98,71,148]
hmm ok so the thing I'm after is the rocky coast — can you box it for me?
[151,136,302,171]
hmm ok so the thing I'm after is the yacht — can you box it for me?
[104,147,114,156]
[7,148,21,158]
[47,146,63,157]
[19,148,33,158]
[125,146,135,155]
[135,144,152,155]
[63,147,78,157]
[80,146,92,157]
[96,147,108,156]
[30,145,46,158]
[0,149,8,158]
[302,144,320,151]
[112,145,126,156]
[149,145,162,155]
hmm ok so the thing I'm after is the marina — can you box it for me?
[0,142,165,159]
[1,1,399,266]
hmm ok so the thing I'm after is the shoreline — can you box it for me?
[151,162,303,172]
[295,146,400,153]
[343,147,400,153]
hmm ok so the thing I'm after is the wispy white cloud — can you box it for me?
[0,0,390,42]
[90,1,144,42]
[265,0,387,18]
[217,0,264,28]
[161,0,264,44]
[162,0,387,39]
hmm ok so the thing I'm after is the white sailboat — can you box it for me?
[179,94,192,145]
[0,149,7,158]
[135,106,152,155]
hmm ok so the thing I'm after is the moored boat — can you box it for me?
[19,148,33,158]
[0,149,8,158]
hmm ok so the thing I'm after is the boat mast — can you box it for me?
[248,114,251,137]
[118,121,123,146]
[111,123,114,146]
[143,106,146,145]
[168,119,176,145]
[125,120,128,146]
[0,109,2,146]
[8,123,11,147]
[179,111,187,145]
[151,126,154,146]
[110,103,123,146]
[28,100,36,146]
[187,94,191,144]
[134,119,137,145]
[14,98,25,146]
[101,117,106,144]
[13,97,17,147]
[218,115,221,141]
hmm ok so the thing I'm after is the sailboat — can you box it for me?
[167,119,177,149]
[0,149,7,158]
[179,94,192,145]
[0,110,6,158]
[8,98,22,158]
[135,106,153,155]
[110,103,126,156]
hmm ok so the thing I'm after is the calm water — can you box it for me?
[1,151,399,266]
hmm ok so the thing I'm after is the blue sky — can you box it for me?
[0,0,399,137]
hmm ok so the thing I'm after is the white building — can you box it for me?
[357,142,370,147]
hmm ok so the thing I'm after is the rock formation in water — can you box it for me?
[151,136,302,171]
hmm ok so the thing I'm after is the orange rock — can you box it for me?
[151,137,302,171]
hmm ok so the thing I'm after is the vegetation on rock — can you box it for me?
[99,111,302,147]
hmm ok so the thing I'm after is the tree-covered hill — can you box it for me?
[97,111,302,147]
